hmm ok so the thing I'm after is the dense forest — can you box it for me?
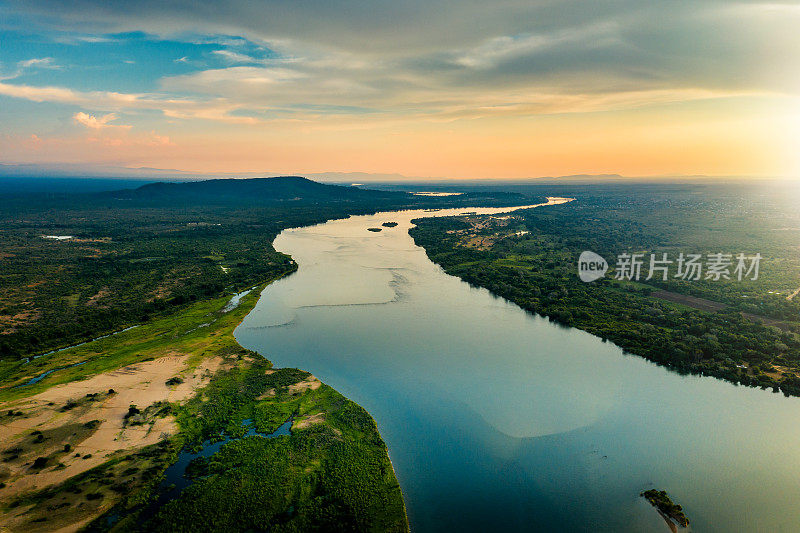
[410,182,800,396]
[136,360,407,532]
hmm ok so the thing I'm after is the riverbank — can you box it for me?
[0,276,407,532]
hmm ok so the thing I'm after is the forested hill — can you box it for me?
[106,176,410,204]
[102,175,530,207]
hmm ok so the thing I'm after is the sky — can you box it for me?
[0,0,799,180]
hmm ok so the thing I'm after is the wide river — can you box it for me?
[236,202,800,532]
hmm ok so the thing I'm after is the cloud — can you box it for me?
[17,57,58,70]
[0,81,257,124]
[3,0,798,80]
[157,43,771,124]
[212,49,262,64]
[145,132,173,146]
[73,111,129,130]
[1,57,59,81]
[51,34,120,44]
[0,81,79,102]
[71,113,175,147]
[0,0,798,130]
[6,0,796,117]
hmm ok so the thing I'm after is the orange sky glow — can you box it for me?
[1,2,799,180]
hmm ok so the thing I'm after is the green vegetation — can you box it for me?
[1,278,407,532]
[137,362,407,533]
[367,227,383,232]
[641,489,689,528]
[0,201,298,361]
[0,285,276,399]
[410,183,800,395]
[382,222,399,228]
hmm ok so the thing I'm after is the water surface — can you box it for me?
[236,203,800,532]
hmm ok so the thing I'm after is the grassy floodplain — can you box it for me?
[0,276,408,532]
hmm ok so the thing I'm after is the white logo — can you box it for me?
[578,251,608,282]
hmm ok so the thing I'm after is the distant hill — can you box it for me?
[106,176,410,204]
[102,176,532,208]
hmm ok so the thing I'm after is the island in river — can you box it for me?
[641,489,690,531]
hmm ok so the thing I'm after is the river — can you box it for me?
[235,201,800,532]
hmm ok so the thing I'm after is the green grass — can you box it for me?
[0,285,265,402]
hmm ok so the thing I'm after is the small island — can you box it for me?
[367,227,383,232]
[641,489,690,531]
[382,221,399,227]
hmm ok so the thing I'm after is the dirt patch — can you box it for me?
[85,287,111,308]
[146,284,173,303]
[650,290,726,312]
[0,309,42,333]
[0,355,221,503]
[257,388,277,400]
[651,290,797,332]
[767,365,800,381]
[293,412,325,430]
[742,313,796,332]
[287,376,321,395]
[72,238,112,244]
[462,236,497,250]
